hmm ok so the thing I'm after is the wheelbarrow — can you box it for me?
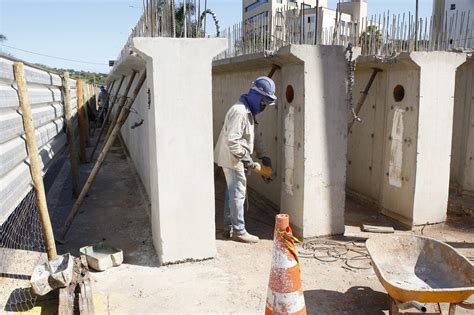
[366,235,474,314]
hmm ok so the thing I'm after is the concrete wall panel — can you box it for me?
[348,52,465,226]
[213,45,350,238]
[451,57,474,197]
[111,38,227,264]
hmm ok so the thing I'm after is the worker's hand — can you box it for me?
[241,151,257,170]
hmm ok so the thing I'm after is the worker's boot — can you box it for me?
[231,232,259,243]
[222,229,231,239]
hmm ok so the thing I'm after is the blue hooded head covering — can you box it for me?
[239,89,264,118]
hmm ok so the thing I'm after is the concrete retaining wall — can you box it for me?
[0,55,77,224]
[451,56,474,199]
[347,52,465,226]
[213,45,350,238]
[109,38,227,264]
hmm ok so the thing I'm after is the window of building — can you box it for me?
[245,0,269,13]
[302,3,311,9]
[246,11,269,25]
[450,4,456,10]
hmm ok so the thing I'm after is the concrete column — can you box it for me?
[280,45,349,238]
[133,38,227,264]
[410,52,465,225]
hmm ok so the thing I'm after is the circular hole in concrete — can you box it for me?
[393,85,405,102]
[286,85,294,103]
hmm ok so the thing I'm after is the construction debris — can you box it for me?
[58,255,95,315]
[80,243,123,272]
[30,253,74,296]
[361,224,395,234]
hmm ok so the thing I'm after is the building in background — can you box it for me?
[241,0,368,45]
[433,0,474,49]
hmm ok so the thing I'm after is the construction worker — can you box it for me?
[98,85,108,120]
[214,76,277,243]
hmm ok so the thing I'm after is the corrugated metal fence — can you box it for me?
[0,55,77,225]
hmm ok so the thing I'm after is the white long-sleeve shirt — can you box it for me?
[214,102,266,170]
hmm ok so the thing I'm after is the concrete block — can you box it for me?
[80,243,123,271]
[30,253,73,296]
[133,38,227,264]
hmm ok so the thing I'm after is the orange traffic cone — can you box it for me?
[265,214,306,315]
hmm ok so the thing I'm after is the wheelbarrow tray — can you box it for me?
[366,234,474,303]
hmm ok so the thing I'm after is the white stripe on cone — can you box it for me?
[266,289,305,313]
[270,239,297,269]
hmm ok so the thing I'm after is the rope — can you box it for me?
[275,227,301,264]
[296,240,372,270]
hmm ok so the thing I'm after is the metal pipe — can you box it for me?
[348,67,383,133]
[395,299,427,313]
[415,0,419,50]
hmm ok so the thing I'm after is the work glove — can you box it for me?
[260,156,272,168]
[260,156,273,183]
[241,151,257,170]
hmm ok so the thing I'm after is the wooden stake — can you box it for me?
[103,71,138,147]
[61,71,146,239]
[76,80,87,163]
[13,62,58,260]
[62,72,80,198]
[89,75,125,161]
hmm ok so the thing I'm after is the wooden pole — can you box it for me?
[13,62,58,260]
[89,75,125,161]
[62,72,80,198]
[102,71,137,147]
[76,80,87,163]
[61,71,147,240]
[82,84,90,145]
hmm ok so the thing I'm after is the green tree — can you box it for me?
[359,25,382,55]
[175,2,197,38]
[0,34,7,42]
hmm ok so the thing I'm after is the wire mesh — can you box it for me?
[0,188,46,312]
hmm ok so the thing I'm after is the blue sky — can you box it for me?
[0,0,433,73]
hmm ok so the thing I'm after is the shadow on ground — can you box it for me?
[305,286,388,314]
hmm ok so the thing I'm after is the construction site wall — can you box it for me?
[213,45,349,238]
[451,56,474,199]
[347,52,465,226]
[108,38,227,264]
[0,55,77,224]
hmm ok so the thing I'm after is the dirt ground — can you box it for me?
[1,136,473,314]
